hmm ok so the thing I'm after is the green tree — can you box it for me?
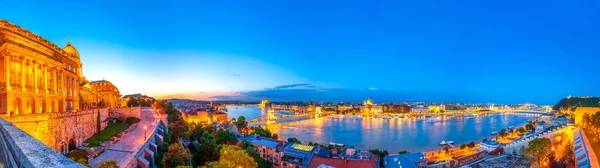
[561,141,575,167]
[272,133,279,140]
[235,116,247,132]
[169,121,188,142]
[96,110,101,133]
[98,160,119,168]
[443,146,449,154]
[526,123,535,131]
[162,144,191,168]
[460,144,466,149]
[582,113,591,127]
[287,137,302,144]
[191,132,220,166]
[468,142,476,148]
[205,145,257,168]
[253,126,273,138]
[499,129,507,138]
[518,127,526,133]
[369,148,389,167]
[590,112,600,140]
[215,129,237,145]
[398,151,410,154]
[526,138,552,167]
[190,126,205,141]
[245,146,273,168]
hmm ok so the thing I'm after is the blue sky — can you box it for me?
[2,0,599,104]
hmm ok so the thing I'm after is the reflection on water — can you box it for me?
[225,105,294,120]
[227,106,536,152]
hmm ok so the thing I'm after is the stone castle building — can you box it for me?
[0,19,122,152]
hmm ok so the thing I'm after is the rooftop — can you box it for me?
[383,153,426,168]
[250,138,281,149]
[482,140,501,146]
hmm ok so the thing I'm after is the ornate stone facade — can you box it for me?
[0,19,122,153]
[90,80,120,108]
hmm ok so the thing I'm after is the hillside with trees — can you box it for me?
[553,97,600,111]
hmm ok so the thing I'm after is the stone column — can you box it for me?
[53,68,58,94]
[60,71,64,96]
[21,57,25,91]
[44,64,48,93]
[5,55,11,91]
[33,60,38,93]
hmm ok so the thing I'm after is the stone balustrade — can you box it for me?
[0,117,85,168]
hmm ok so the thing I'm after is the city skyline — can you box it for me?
[2,1,599,104]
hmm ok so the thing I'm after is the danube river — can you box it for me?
[226,105,537,152]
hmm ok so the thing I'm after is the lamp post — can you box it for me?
[144,126,148,140]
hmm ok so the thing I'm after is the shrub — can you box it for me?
[125,117,140,124]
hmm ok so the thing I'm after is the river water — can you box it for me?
[226,105,537,152]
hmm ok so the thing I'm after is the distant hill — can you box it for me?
[553,97,600,111]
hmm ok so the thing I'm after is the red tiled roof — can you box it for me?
[308,153,378,168]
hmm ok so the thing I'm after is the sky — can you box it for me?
[1,0,599,104]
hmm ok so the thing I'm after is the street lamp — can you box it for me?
[144,126,148,140]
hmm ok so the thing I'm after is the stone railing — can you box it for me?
[128,119,167,168]
[0,117,85,168]
[577,129,600,167]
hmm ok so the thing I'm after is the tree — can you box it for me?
[272,133,279,140]
[369,148,389,167]
[526,123,535,131]
[590,112,600,140]
[215,129,237,145]
[169,121,188,142]
[460,144,466,149]
[190,126,205,141]
[561,141,575,167]
[443,146,449,154]
[499,129,507,138]
[518,127,526,133]
[98,160,119,168]
[483,138,488,142]
[468,142,475,148]
[235,116,247,132]
[96,110,102,133]
[205,145,258,168]
[162,144,191,168]
[398,151,410,154]
[245,146,273,168]
[526,138,552,167]
[287,137,301,144]
[192,135,220,167]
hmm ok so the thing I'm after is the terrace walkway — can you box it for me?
[90,108,167,168]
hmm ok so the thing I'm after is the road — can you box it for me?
[90,108,158,168]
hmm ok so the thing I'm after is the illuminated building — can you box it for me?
[363,98,374,115]
[573,107,600,125]
[90,80,120,108]
[248,138,284,167]
[428,104,445,113]
[260,99,270,108]
[0,19,122,152]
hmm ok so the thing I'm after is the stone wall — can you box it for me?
[0,107,140,153]
[0,118,84,168]
[110,106,142,119]
[1,108,107,153]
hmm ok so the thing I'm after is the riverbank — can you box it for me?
[265,113,537,152]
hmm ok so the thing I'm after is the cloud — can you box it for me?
[270,83,315,90]
[231,73,242,77]
[369,87,377,90]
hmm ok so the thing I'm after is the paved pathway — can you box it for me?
[90,108,158,168]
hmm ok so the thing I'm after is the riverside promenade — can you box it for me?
[90,108,166,168]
